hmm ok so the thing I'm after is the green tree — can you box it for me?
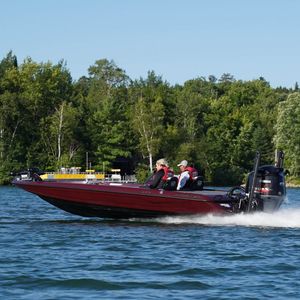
[170,79,212,169]
[84,59,132,170]
[274,92,300,176]
[41,101,80,169]
[128,71,173,171]
[0,56,73,177]
[132,96,165,172]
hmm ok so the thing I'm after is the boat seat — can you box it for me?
[164,177,178,191]
[189,176,204,191]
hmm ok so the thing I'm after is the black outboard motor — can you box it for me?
[245,151,286,212]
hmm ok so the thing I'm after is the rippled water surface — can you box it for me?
[1,186,300,299]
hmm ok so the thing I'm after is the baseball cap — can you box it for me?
[177,160,188,167]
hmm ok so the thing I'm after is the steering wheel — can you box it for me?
[227,186,246,200]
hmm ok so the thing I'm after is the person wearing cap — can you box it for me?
[176,160,190,190]
[176,160,199,190]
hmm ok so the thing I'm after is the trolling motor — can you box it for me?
[227,150,286,213]
[13,168,44,182]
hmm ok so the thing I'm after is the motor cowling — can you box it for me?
[245,165,286,212]
[246,165,286,196]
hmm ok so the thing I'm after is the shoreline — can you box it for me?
[286,183,300,188]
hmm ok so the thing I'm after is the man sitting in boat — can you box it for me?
[176,160,198,190]
[148,158,174,189]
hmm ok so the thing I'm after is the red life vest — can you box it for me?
[162,166,174,181]
[185,166,198,180]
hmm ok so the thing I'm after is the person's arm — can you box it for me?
[149,169,164,189]
[177,171,190,190]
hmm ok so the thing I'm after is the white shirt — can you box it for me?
[177,171,190,190]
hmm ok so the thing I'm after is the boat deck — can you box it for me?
[180,188,228,196]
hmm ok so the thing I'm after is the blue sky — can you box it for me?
[1,0,299,87]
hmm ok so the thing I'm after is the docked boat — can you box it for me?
[40,167,105,182]
[12,152,286,219]
[39,167,136,183]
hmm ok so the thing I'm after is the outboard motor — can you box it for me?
[245,150,286,212]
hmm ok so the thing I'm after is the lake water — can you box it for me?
[1,186,300,299]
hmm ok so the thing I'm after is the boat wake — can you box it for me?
[154,208,300,228]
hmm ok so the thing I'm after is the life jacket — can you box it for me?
[186,166,198,180]
[162,166,174,181]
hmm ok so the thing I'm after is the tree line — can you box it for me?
[0,51,299,185]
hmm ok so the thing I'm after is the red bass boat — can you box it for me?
[13,152,286,219]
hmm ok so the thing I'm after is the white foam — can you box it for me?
[155,208,300,228]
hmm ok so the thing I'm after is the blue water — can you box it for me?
[1,187,300,299]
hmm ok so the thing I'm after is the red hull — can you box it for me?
[13,180,231,218]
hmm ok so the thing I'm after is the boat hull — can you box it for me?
[13,180,230,219]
